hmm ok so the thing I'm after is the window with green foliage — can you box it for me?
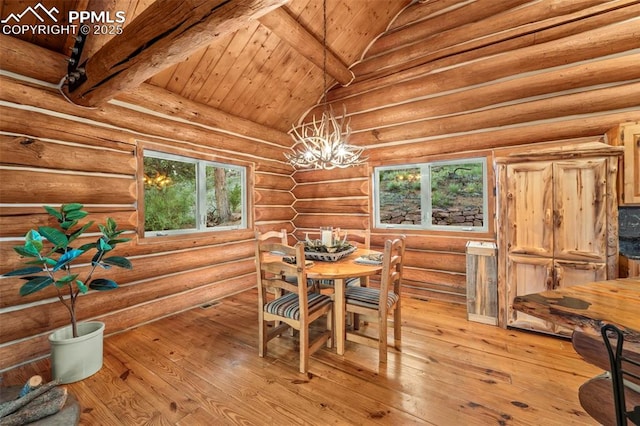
[374,158,487,232]
[143,150,246,236]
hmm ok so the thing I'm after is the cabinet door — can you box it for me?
[555,260,607,289]
[553,159,607,262]
[506,254,554,331]
[506,256,602,335]
[506,162,553,257]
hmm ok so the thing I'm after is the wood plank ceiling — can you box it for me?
[0,0,412,133]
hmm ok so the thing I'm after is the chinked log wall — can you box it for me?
[0,37,295,371]
[293,0,640,300]
[1,0,640,371]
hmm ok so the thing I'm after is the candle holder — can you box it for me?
[320,226,333,247]
[303,227,356,262]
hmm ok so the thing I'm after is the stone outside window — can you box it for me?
[374,158,487,232]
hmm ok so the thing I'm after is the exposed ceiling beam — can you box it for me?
[259,7,353,86]
[64,0,289,107]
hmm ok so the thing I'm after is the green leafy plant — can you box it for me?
[3,204,132,338]
[144,182,196,231]
[229,184,242,212]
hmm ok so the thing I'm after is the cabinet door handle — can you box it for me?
[546,265,554,289]
[555,210,563,227]
[554,267,562,289]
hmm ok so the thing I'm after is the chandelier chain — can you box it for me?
[322,0,327,111]
[285,0,367,170]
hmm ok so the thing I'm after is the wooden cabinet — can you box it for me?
[607,121,640,205]
[496,143,622,335]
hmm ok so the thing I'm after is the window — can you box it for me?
[374,158,487,232]
[143,150,246,236]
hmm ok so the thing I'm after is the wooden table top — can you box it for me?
[513,278,640,342]
[263,248,383,278]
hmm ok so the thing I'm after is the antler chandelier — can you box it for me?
[285,0,366,170]
[286,105,364,170]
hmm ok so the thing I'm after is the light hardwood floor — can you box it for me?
[1,290,602,425]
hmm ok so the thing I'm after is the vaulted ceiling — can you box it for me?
[0,0,413,132]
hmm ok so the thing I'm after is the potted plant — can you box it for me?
[3,203,132,383]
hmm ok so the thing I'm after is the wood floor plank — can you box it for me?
[312,340,588,426]
[103,337,202,424]
[139,308,386,424]
[79,357,165,425]
[109,327,275,425]
[135,310,351,424]
[1,290,601,425]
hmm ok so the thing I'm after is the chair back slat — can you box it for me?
[338,229,370,249]
[378,236,406,310]
[257,228,288,244]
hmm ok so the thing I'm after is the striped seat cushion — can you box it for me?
[344,286,399,310]
[313,277,360,288]
[284,276,315,289]
[264,292,332,320]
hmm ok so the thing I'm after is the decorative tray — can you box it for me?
[304,244,357,262]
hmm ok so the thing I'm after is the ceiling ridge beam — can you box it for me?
[258,6,353,86]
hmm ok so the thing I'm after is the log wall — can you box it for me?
[292,0,640,302]
[0,56,295,371]
[1,0,639,371]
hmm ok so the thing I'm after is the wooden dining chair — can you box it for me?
[312,229,371,290]
[256,228,289,294]
[338,229,370,250]
[255,239,333,374]
[344,235,405,364]
[572,329,640,425]
[257,229,314,287]
[602,324,640,426]
[256,228,288,323]
[310,229,371,329]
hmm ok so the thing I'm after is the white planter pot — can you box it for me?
[49,321,105,384]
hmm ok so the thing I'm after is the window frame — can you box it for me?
[373,157,488,233]
[142,148,248,238]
